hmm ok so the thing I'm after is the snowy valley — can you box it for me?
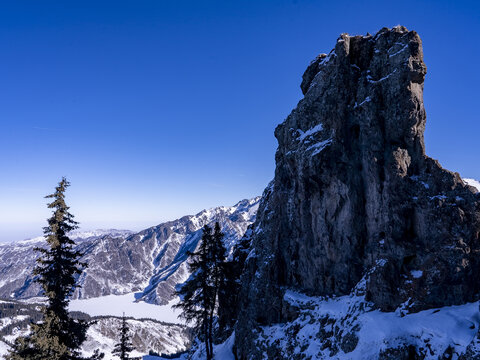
[0,198,259,359]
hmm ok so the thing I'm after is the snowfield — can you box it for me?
[69,293,184,324]
[0,341,9,359]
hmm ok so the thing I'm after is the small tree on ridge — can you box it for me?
[112,313,134,360]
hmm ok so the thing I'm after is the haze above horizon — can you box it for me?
[1,0,479,242]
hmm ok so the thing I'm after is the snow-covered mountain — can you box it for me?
[0,197,260,305]
[0,198,259,359]
[14,229,135,246]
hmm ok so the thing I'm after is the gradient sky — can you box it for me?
[1,0,479,242]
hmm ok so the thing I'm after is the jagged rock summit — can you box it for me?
[233,26,480,358]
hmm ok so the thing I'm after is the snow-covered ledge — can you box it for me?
[464,178,480,191]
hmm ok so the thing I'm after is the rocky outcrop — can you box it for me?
[233,26,480,358]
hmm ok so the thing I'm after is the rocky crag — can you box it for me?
[231,26,480,359]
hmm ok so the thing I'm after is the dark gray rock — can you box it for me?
[233,26,480,358]
[378,346,423,360]
[340,331,359,354]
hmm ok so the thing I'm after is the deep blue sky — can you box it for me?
[1,0,479,241]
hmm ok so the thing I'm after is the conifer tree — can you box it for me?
[218,228,252,335]
[7,178,91,360]
[207,222,226,354]
[174,222,227,360]
[112,314,134,360]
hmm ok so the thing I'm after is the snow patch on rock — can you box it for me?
[464,178,480,191]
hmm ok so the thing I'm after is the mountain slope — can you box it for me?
[0,197,260,305]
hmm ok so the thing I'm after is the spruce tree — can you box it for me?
[7,178,90,360]
[207,222,226,355]
[174,222,227,360]
[218,228,253,335]
[112,314,134,360]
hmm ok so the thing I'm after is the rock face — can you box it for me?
[234,26,480,357]
[0,198,259,305]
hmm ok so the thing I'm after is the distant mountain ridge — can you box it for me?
[15,229,135,246]
[0,197,260,305]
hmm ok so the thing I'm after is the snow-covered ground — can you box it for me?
[150,333,235,360]
[249,289,480,359]
[0,315,28,332]
[69,293,185,324]
[0,341,9,359]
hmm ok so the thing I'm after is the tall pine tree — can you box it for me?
[112,314,134,360]
[174,222,226,360]
[7,178,91,360]
[175,225,213,359]
[207,222,226,355]
[217,227,253,336]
